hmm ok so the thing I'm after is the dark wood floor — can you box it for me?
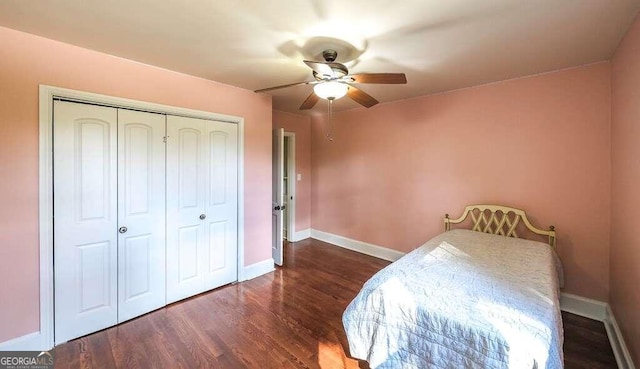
[54,239,617,369]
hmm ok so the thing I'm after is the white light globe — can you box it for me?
[314,81,348,100]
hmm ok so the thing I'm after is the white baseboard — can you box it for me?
[241,258,275,281]
[560,293,608,321]
[0,331,42,351]
[291,228,311,242]
[605,306,637,369]
[310,229,405,262]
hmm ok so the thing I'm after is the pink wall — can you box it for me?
[0,26,272,343]
[311,63,611,301]
[272,110,312,232]
[611,14,640,366]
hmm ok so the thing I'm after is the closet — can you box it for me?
[53,100,238,344]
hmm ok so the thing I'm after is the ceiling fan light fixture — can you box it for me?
[314,81,348,100]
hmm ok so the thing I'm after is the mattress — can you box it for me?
[342,229,564,369]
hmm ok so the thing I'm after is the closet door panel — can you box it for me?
[122,235,152,297]
[208,221,228,272]
[178,129,200,207]
[54,101,118,344]
[204,123,238,289]
[178,225,201,280]
[166,116,207,303]
[117,109,166,322]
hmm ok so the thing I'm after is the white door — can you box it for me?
[272,128,284,266]
[54,101,118,344]
[166,115,238,303]
[166,115,206,303]
[203,121,238,290]
[117,109,166,322]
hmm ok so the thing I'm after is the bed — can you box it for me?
[342,205,564,369]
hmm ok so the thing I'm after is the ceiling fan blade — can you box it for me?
[349,73,407,84]
[347,86,379,108]
[299,92,320,110]
[304,60,335,78]
[255,80,316,93]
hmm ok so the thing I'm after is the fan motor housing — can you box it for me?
[313,65,348,80]
[311,49,349,80]
[322,49,338,62]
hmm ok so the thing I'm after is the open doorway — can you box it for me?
[272,129,296,267]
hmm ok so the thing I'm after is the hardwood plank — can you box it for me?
[563,312,617,369]
[53,239,616,369]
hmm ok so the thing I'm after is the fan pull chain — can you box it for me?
[326,98,334,141]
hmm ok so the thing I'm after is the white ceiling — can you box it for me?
[0,0,638,113]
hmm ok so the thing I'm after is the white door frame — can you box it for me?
[38,85,245,349]
[283,132,296,241]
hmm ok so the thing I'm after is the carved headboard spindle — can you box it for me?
[444,205,556,249]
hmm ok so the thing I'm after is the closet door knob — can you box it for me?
[199,214,207,220]
[119,226,128,234]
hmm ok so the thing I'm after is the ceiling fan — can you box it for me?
[255,49,407,110]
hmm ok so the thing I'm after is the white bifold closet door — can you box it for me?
[53,101,118,344]
[53,101,166,344]
[116,109,166,323]
[166,115,238,304]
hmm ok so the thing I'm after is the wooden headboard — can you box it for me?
[444,204,556,248]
